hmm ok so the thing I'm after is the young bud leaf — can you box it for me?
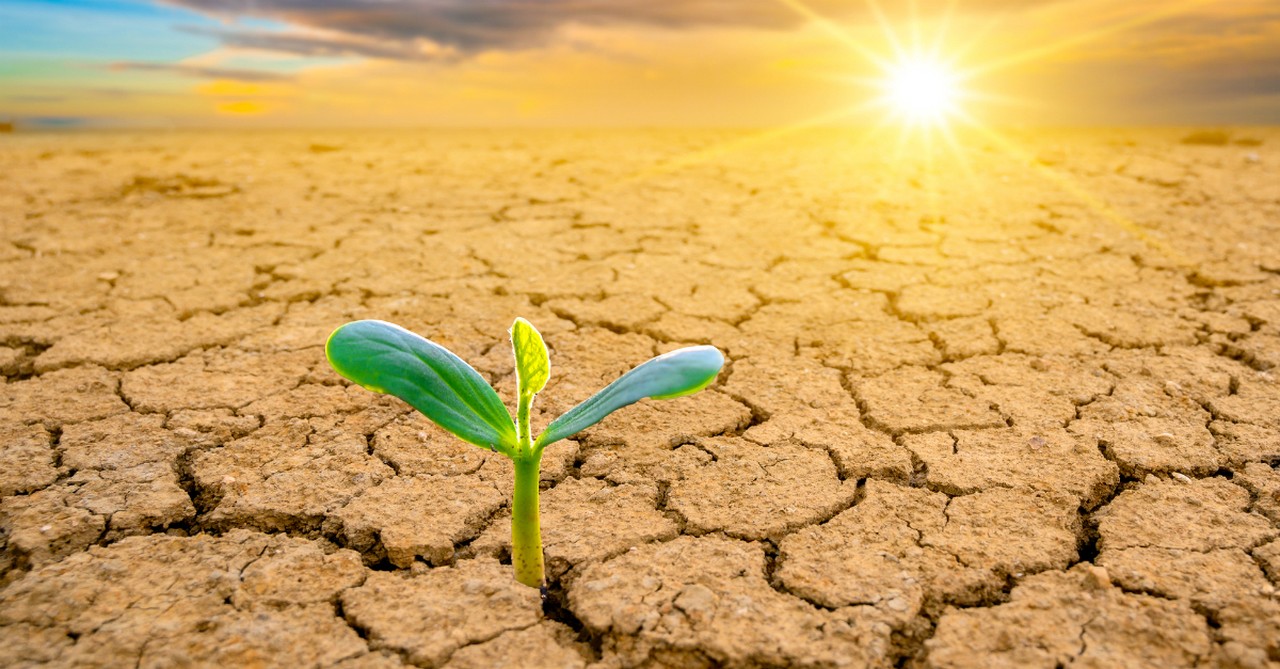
[326,320,517,452]
[510,317,549,399]
[534,345,723,449]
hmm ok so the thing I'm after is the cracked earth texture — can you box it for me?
[1,128,1278,668]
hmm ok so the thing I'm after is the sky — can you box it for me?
[0,0,1277,128]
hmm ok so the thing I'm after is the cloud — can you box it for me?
[163,0,1062,60]
[107,60,294,81]
[1141,57,1280,103]
[165,0,828,53]
[1003,0,1280,113]
[75,0,1276,126]
[176,25,454,61]
[20,116,89,127]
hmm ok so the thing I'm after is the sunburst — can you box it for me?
[882,55,961,125]
[612,0,1218,266]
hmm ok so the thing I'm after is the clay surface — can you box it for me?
[2,129,1279,667]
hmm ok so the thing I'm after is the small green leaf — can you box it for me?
[510,317,549,399]
[326,320,516,452]
[535,345,723,449]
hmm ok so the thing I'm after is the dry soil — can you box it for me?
[1,128,1278,668]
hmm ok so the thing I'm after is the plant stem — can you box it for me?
[511,387,544,589]
[511,452,544,588]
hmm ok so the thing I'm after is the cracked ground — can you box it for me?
[1,128,1278,668]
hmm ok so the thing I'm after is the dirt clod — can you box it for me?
[667,437,857,540]
[0,531,370,667]
[341,558,542,667]
[570,535,893,668]
[926,564,1212,668]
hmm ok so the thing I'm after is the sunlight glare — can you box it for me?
[884,57,960,124]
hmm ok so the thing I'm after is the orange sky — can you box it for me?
[1,0,1278,128]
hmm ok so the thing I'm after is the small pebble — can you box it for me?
[1084,566,1111,591]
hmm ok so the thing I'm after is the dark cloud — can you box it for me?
[1044,7,1280,106]
[1144,10,1280,38]
[1144,60,1280,103]
[157,0,1278,123]
[162,0,1060,59]
[107,60,293,81]
[167,0,826,53]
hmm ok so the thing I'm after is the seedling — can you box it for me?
[325,318,723,588]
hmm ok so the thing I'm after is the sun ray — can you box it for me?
[946,12,1006,72]
[955,111,1191,267]
[908,0,924,55]
[771,0,889,69]
[891,117,914,165]
[924,122,939,223]
[960,89,1035,108]
[930,0,961,61]
[863,0,908,62]
[608,101,879,189]
[786,71,882,90]
[622,0,1217,224]
[856,114,897,147]
[937,121,978,188]
[963,0,1219,78]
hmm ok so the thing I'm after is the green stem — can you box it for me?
[511,452,544,588]
[511,389,544,589]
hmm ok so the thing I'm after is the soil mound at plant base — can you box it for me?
[1,128,1278,667]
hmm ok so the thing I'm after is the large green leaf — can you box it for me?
[509,317,549,400]
[535,345,724,449]
[326,320,516,451]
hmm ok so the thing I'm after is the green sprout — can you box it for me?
[325,318,724,589]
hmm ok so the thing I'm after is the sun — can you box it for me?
[883,56,961,124]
